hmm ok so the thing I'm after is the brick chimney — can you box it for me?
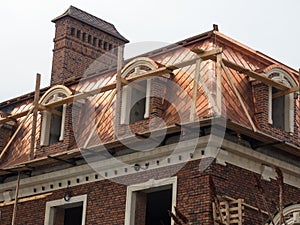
[50,6,129,85]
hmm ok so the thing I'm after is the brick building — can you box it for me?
[0,6,299,225]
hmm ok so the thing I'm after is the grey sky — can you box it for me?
[0,0,299,102]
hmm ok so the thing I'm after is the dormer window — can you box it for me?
[39,86,72,146]
[120,58,158,124]
[267,68,297,132]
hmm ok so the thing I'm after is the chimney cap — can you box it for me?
[52,5,129,43]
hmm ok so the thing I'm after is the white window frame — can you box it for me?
[120,77,151,124]
[124,176,177,225]
[120,58,158,125]
[40,95,67,146]
[267,68,297,133]
[39,86,71,146]
[44,194,87,225]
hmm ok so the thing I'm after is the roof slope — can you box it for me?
[52,5,129,42]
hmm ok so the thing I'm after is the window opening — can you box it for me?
[82,33,86,42]
[49,105,63,145]
[76,30,81,39]
[87,35,92,44]
[129,80,147,124]
[70,28,75,36]
[104,42,108,50]
[98,39,102,48]
[272,88,285,129]
[93,37,97,46]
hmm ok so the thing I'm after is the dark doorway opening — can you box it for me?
[53,203,83,225]
[145,188,172,225]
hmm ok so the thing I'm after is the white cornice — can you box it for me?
[0,135,299,203]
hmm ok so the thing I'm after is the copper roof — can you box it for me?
[52,5,129,43]
[0,28,299,170]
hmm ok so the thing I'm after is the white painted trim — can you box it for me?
[40,87,71,145]
[120,85,131,124]
[268,86,273,124]
[0,136,299,203]
[144,79,151,119]
[40,111,51,146]
[124,177,177,225]
[59,104,67,141]
[44,194,87,225]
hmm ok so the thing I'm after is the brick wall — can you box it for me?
[1,159,298,224]
[212,162,300,225]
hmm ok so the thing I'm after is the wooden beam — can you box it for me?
[121,78,145,92]
[43,67,173,110]
[221,195,269,215]
[272,86,299,99]
[38,105,62,116]
[191,47,223,60]
[0,107,34,159]
[11,171,20,225]
[222,59,289,90]
[216,53,222,115]
[0,193,52,207]
[29,73,41,160]
[0,110,30,124]
[221,61,257,132]
[190,59,201,121]
[194,48,289,91]
[169,48,223,70]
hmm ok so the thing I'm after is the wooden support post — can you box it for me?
[0,107,34,159]
[216,53,222,116]
[221,61,257,132]
[190,59,201,121]
[11,171,21,225]
[29,73,41,160]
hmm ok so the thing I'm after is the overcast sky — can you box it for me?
[0,0,299,102]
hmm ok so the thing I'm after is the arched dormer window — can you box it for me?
[39,85,72,146]
[267,68,297,132]
[120,57,158,124]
